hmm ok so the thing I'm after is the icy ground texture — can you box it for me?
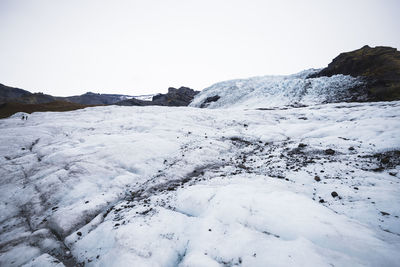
[190,69,364,109]
[1,102,400,266]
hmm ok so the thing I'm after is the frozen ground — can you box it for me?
[0,101,400,266]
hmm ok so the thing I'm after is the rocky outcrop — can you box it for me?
[152,87,199,106]
[200,95,220,108]
[310,45,400,101]
[116,86,199,107]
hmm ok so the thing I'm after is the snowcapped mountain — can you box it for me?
[190,69,365,109]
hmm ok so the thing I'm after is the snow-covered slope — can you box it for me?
[1,102,400,266]
[190,69,365,109]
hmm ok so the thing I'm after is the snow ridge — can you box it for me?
[190,69,364,108]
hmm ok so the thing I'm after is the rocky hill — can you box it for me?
[310,45,400,101]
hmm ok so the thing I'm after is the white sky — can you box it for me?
[0,0,399,96]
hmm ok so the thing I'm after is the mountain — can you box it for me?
[0,83,32,103]
[62,92,135,105]
[310,45,400,101]
[191,45,400,109]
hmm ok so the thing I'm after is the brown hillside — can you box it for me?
[0,101,97,119]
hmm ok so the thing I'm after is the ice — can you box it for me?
[0,100,399,266]
[22,253,65,267]
[190,69,364,109]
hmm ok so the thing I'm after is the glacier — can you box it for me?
[0,77,400,266]
[190,69,365,109]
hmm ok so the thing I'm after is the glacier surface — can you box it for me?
[0,100,400,266]
[190,69,365,109]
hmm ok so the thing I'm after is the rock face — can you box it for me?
[311,45,400,101]
[117,86,199,107]
[200,95,221,108]
[152,87,199,106]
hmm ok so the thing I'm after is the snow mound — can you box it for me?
[190,69,364,108]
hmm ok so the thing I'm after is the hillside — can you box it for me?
[0,83,32,103]
[0,84,198,117]
[62,92,134,105]
[0,101,95,119]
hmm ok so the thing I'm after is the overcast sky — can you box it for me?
[0,0,399,96]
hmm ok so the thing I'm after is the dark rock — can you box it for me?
[348,146,355,151]
[373,150,400,169]
[381,157,390,164]
[331,191,339,198]
[200,95,220,108]
[154,87,199,106]
[310,45,400,101]
[325,149,336,155]
[298,143,307,148]
[380,211,390,216]
[319,199,325,203]
[77,232,82,236]
[314,176,321,182]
